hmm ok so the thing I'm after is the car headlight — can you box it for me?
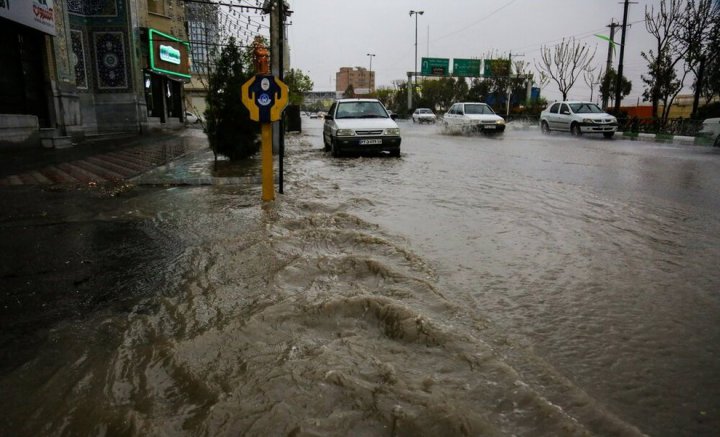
[496,119,505,124]
[610,117,617,123]
[384,128,400,136]
[336,129,355,136]
[583,118,594,123]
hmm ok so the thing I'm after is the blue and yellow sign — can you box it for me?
[241,75,289,123]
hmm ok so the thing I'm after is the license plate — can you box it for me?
[482,125,496,130]
[359,139,382,145]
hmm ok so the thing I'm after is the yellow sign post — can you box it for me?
[241,41,289,201]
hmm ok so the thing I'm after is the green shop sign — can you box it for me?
[148,28,191,79]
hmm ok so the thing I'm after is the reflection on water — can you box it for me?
[1,128,719,436]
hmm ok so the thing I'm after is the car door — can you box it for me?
[445,104,457,126]
[557,103,572,131]
[323,102,336,144]
[546,103,560,129]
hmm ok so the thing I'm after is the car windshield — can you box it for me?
[464,104,494,115]
[335,101,388,119]
[418,109,433,114]
[569,103,604,114]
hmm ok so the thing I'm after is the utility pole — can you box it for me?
[409,10,423,110]
[614,0,635,114]
[277,0,285,194]
[506,52,524,117]
[603,20,620,109]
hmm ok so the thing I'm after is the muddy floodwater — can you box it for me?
[1,122,719,436]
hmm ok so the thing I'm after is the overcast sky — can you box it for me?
[288,0,664,104]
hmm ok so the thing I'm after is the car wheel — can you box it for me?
[390,148,400,157]
[323,135,330,151]
[603,132,615,139]
[571,123,582,136]
[541,121,550,134]
[331,138,341,157]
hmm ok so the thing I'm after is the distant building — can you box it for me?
[184,1,220,119]
[336,67,374,95]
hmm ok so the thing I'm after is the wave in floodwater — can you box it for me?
[0,181,646,436]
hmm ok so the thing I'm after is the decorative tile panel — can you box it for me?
[71,30,88,89]
[68,0,118,17]
[93,31,128,90]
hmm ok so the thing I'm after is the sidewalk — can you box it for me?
[0,128,236,187]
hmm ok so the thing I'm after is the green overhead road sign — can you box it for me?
[483,59,511,78]
[453,59,481,77]
[421,57,449,76]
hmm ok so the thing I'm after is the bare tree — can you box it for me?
[677,0,720,116]
[641,0,688,126]
[583,68,601,102]
[535,38,596,101]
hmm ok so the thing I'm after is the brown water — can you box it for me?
[1,124,719,436]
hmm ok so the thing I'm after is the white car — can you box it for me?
[323,98,401,157]
[443,102,505,133]
[698,118,720,147]
[412,108,437,124]
[185,111,200,124]
[540,101,617,138]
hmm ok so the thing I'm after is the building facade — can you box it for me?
[183,1,219,120]
[0,0,192,150]
[336,67,374,96]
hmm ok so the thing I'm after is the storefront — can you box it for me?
[0,0,56,147]
[144,28,191,124]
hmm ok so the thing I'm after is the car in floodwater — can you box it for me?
[412,108,437,124]
[698,118,720,147]
[540,101,618,138]
[442,102,505,133]
[323,98,401,157]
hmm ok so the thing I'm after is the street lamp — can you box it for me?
[409,10,424,96]
[366,53,375,93]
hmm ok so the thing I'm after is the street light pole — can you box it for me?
[366,53,375,93]
[409,10,424,108]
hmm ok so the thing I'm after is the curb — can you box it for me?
[618,131,713,146]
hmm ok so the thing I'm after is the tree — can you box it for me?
[641,0,688,126]
[599,68,632,108]
[375,87,395,109]
[677,0,720,117]
[535,38,596,101]
[205,37,259,161]
[284,68,313,106]
[467,78,491,103]
[417,77,467,113]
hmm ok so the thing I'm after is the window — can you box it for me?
[465,104,493,115]
[560,104,570,114]
[148,0,165,15]
[550,103,560,113]
[188,21,211,73]
[569,103,603,114]
[335,101,388,119]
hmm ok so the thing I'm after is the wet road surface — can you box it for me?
[1,121,719,436]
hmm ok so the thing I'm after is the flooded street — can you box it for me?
[2,121,720,436]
